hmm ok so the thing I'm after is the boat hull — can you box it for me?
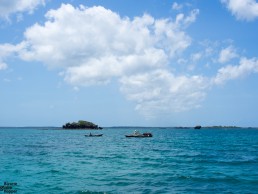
[85,134,103,137]
[125,133,152,138]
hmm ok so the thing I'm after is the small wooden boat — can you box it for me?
[125,133,152,138]
[84,134,103,137]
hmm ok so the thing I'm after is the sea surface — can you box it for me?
[1,127,258,194]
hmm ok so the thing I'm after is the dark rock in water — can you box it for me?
[194,125,202,129]
[62,120,102,129]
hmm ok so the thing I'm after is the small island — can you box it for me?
[62,120,102,130]
[194,125,202,129]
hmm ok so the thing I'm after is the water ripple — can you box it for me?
[1,127,258,193]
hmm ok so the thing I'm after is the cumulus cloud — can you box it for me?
[2,3,258,119]
[0,0,45,20]
[120,70,209,118]
[221,0,258,21]
[218,46,238,63]
[18,4,194,86]
[1,4,211,118]
[213,57,258,84]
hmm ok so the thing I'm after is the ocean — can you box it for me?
[0,127,258,193]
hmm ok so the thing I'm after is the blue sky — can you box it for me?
[1,0,258,127]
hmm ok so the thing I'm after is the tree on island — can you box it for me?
[62,120,102,129]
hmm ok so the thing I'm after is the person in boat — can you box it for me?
[134,130,140,135]
[89,132,92,136]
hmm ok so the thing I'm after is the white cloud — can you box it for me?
[0,43,24,69]
[175,9,199,28]
[172,2,183,10]
[221,0,258,21]
[1,3,257,119]
[0,62,8,70]
[0,43,23,56]
[63,49,168,86]
[218,46,238,63]
[120,70,209,118]
[184,9,200,26]
[17,4,194,86]
[213,57,258,84]
[1,4,210,118]
[4,3,258,119]
[0,0,45,20]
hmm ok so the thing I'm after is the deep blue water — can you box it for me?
[1,127,258,193]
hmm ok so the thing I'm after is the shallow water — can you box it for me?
[1,127,258,193]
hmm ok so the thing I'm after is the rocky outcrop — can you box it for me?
[62,120,102,129]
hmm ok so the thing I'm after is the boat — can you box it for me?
[125,131,152,138]
[84,134,103,137]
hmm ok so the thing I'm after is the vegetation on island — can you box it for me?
[62,120,102,129]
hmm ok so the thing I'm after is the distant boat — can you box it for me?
[125,130,152,138]
[85,134,103,137]
[194,125,202,129]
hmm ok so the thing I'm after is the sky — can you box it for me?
[0,0,258,127]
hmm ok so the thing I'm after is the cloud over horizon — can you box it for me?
[120,69,209,118]
[1,3,258,119]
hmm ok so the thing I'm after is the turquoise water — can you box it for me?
[1,127,258,193]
